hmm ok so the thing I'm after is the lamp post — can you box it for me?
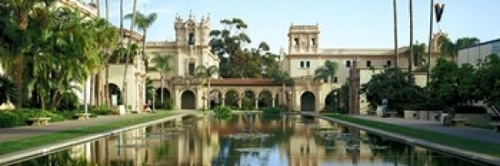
[333,91,337,114]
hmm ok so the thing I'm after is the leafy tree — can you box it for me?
[0,0,57,107]
[151,53,173,104]
[360,67,425,112]
[477,54,500,108]
[428,58,459,108]
[209,18,279,78]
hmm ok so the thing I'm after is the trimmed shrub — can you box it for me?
[0,111,24,128]
[90,105,117,115]
[13,108,66,123]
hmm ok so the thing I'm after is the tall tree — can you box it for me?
[314,61,339,112]
[0,0,56,107]
[151,53,173,104]
[125,11,158,70]
[393,0,399,67]
[196,65,219,109]
[408,0,414,73]
[122,0,138,108]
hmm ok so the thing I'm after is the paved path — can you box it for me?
[0,110,194,143]
[351,115,500,144]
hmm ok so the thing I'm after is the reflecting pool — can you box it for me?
[8,113,485,166]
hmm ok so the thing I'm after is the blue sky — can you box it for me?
[98,0,500,53]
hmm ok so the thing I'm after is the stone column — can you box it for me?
[238,98,242,108]
[254,98,259,109]
[271,97,276,107]
[221,97,225,106]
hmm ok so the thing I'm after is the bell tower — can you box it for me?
[288,24,320,54]
[174,11,211,47]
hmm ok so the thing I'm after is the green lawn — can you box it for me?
[324,114,500,157]
[0,111,174,155]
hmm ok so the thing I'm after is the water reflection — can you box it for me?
[10,113,481,166]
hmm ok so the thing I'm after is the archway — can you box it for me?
[300,91,316,112]
[209,90,223,109]
[224,90,239,108]
[242,90,255,110]
[181,90,196,109]
[258,91,273,108]
[107,83,122,106]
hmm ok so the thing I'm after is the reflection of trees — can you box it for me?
[15,150,88,166]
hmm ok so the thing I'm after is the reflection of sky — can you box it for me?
[238,146,288,166]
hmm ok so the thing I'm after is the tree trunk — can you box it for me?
[409,0,414,73]
[142,30,147,70]
[13,55,24,107]
[122,0,138,108]
[105,0,109,21]
[393,0,399,67]
[207,79,211,109]
[160,75,164,104]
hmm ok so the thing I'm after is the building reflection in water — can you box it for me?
[14,113,478,166]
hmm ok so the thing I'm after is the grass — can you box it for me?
[324,114,500,157]
[0,111,174,155]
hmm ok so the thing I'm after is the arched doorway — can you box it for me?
[181,90,196,109]
[107,83,122,106]
[258,91,273,108]
[301,91,316,112]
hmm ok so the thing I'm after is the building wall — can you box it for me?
[458,39,500,67]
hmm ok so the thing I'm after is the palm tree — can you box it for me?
[122,0,138,108]
[314,61,339,112]
[393,0,399,67]
[125,11,158,70]
[195,65,219,109]
[271,70,294,108]
[408,0,414,73]
[439,37,480,62]
[151,54,173,104]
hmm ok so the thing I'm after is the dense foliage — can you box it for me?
[209,18,281,78]
[213,106,232,120]
[360,67,427,112]
[0,1,120,111]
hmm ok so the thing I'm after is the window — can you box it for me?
[333,76,338,83]
[387,60,392,66]
[323,78,328,83]
[311,38,316,46]
[188,33,195,45]
[294,38,299,46]
[366,61,372,67]
[188,63,195,76]
[346,61,351,67]
[300,61,310,68]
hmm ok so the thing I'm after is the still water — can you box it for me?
[10,113,482,166]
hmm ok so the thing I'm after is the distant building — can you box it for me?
[458,39,500,67]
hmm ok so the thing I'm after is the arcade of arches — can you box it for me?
[152,78,341,113]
